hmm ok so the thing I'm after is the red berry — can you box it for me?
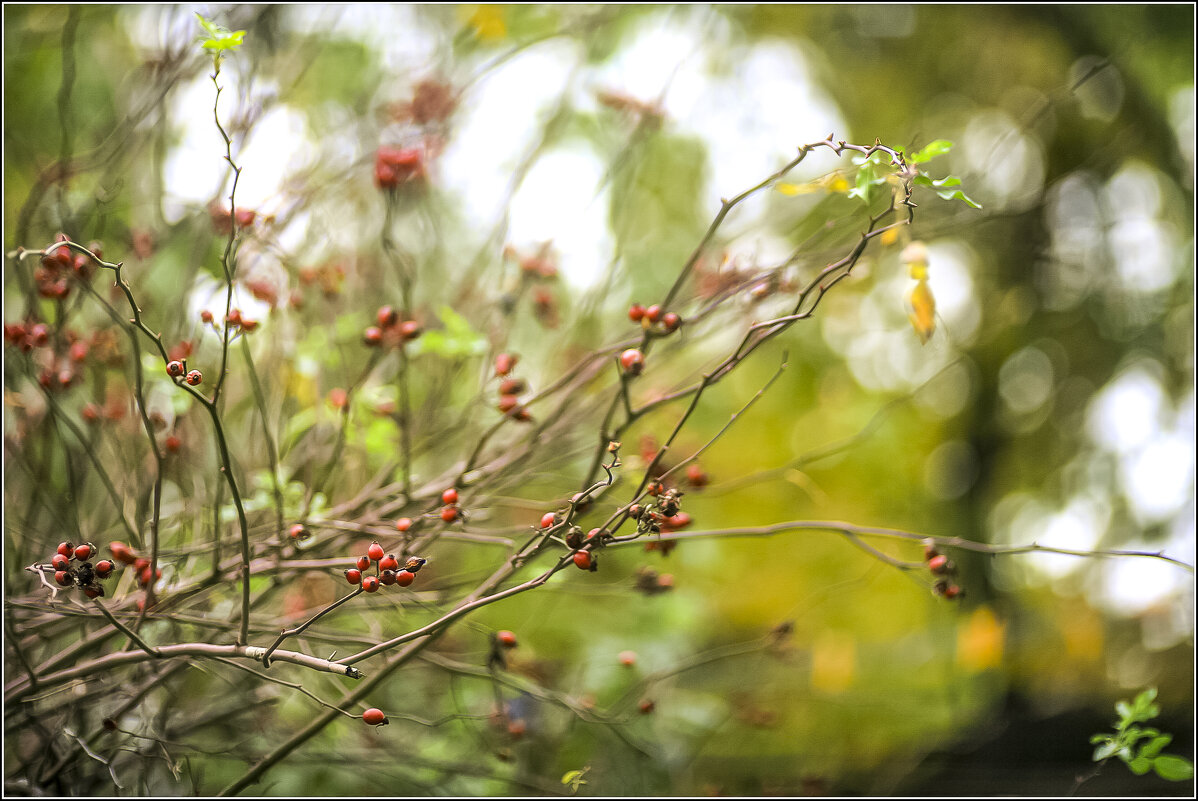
[164,435,182,454]
[645,305,662,323]
[540,512,557,529]
[363,326,383,346]
[395,517,413,532]
[399,320,421,340]
[686,463,708,488]
[494,352,517,377]
[943,584,961,600]
[362,576,380,593]
[54,570,72,586]
[377,306,398,328]
[440,506,458,523]
[201,310,214,324]
[132,557,150,571]
[367,541,385,561]
[922,538,939,560]
[661,312,681,331]
[380,569,398,585]
[288,523,309,541]
[379,554,399,572]
[344,568,362,585]
[628,303,646,322]
[362,708,388,726]
[498,378,526,395]
[638,699,655,714]
[69,341,89,362]
[166,360,184,377]
[95,560,114,578]
[73,544,92,561]
[619,650,637,667]
[497,630,518,648]
[442,488,459,505]
[661,512,692,530]
[328,388,348,408]
[395,570,415,587]
[84,585,104,599]
[619,349,644,375]
[82,403,102,424]
[185,370,202,386]
[497,394,520,415]
[356,555,371,571]
[927,554,949,574]
[57,541,74,558]
[234,208,256,228]
[573,551,593,570]
[51,553,70,571]
[110,542,136,564]
[226,309,242,326]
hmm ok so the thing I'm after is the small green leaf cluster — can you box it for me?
[1089,688,1194,782]
[195,13,245,62]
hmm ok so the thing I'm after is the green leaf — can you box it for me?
[1116,701,1133,722]
[1093,741,1121,762]
[1128,756,1153,775]
[934,188,982,208]
[1139,734,1172,759]
[561,771,583,785]
[195,13,246,53]
[1133,688,1158,710]
[910,139,953,163]
[912,173,981,208]
[1090,734,1112,745]
[1152,755,1194,781]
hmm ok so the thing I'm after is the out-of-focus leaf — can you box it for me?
[909,139,953,163]
[1140,734,1172,759]
[907,278,935,345]
[1152,755,1194,781]
[1093,741,1121,761]
[1127,756,1153,775]
[913,173,981,208]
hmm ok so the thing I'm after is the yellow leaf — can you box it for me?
[907,278,935,344]
[465,4,506,41]
[776,181,816,196]
[826,174,850,193]
[880,227,900,246]
[956,606,1005,672]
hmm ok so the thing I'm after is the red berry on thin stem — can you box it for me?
[356,555,370,571]
[363,327,383,346]
[73,544,92,561]
[377,306,398,328]
[573,551,593,570]
[628,303,646,322]
[344,568,362,585]
[363,708,388,726]
[497,630,518,648]
[396,517,413,532]
[620,349,645,376]
[51,554,69,571]
[395,570,415,587]
[494,352,517,376]
[57,541,74,557]
[440,506,458,523]
[362,576,380,593]
[166,360,184,377]
[442,488,459,505]
[540,512,557,529]
[185,370,202,386]
[55,571,72,587]
[367,541,385,561]
[379,554,399,572]
[645,305,662,323]
[110,542,136,564]
[95,560,115,578]
[380,570,398,585]
[661,312,681,332]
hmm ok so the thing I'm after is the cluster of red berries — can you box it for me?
[200,307,259,333]
[633,483,692,554]
[923,539,962,599]
[363,305,422,349]
[628,303,682,334]
[165,359,203,386]
[439,487,462,523]
[344,541,427,593]
[492,356,532,422]
[4,319,98,391]
[374,146,426,190]
[504,244,559,281]
[209,203,258,235]
[558,525,607,572]
[109,541,162,588]
[32,237,100,300]
[46,541,117,598]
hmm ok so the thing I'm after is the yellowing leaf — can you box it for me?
[776,181,816,196]
[826,174,850,193]
[465,5,507,41]
[880,227,900,246]
[907,278,935,344]
[957,606,1005,671]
